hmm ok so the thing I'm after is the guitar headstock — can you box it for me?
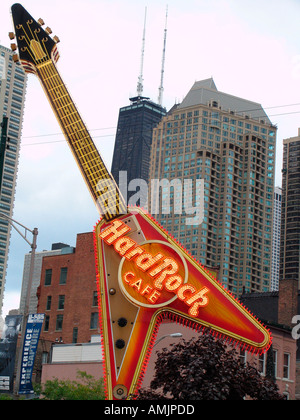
[10,3,60,74]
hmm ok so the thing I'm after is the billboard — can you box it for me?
[18,313,44,395]
[0,315,22,392]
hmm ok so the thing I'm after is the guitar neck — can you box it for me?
[36,60,127,221]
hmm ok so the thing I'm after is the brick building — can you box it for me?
[37,232,99,345]
[240,278,298,400]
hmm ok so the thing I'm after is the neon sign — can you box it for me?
[95,209,271,400]
[99,220,209,317]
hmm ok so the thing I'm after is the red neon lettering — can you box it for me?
[99,220,131,245]
[164,275,183,292]
[100,222,210,316]
[148,290,161,304]
[177,284,196,301]
[131,278,143,292]
[135,253,164,272]
[149,258,179,290]
[186,287,209,317]
[123,272,135,284]
[185,287,209,306]
[140,284,153,296]
[114,237,136,256]
[124,246,144,260]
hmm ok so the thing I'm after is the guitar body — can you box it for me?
[11,3,271,400]
[94,207,270,399]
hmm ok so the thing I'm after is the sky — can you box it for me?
[0,0,299,317]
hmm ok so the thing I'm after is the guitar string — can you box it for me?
[42,62,126,219]
[41,64,117,219]
[37,61,126,219]
[19,23,125,218]
[31,39,115,216]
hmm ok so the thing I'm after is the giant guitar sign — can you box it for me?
[11,3,271,400]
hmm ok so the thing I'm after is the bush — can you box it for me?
[36,371,105,400]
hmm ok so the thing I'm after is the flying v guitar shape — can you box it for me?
[11,3,271,400]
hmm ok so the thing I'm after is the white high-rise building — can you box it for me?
[271,186,282,291]
[0,45,27,313]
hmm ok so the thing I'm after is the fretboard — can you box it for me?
[36,60,127,221]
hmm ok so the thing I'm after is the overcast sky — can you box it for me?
[0,0,299,317]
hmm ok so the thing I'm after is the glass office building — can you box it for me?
[0,45,27,313]
[149,79,277,295]
[111,96,166,206]
[280,129,300,286]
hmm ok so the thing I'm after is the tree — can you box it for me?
[36,371,105,400]
[137,333,284,400]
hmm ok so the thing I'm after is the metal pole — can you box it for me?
[14,227,38,396]
[0,211,38,396]
[153,333,182,347]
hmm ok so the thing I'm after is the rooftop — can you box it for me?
[178,78,272,124]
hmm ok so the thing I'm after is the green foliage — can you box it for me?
[138,333,285,400]
[36,370,105,400]
[0,393,14,400]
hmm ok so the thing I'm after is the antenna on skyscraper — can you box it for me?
[158,5,168,107]
[137,7,147,98]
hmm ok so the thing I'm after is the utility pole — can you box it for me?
[0,212,38,396]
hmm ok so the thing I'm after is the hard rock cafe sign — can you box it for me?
[94,209,271,400]
[11,3,271,401]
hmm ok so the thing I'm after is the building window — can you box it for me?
[258,353,266,375]
[72,327,78,344]
[45,269,52,286]
[44,315,50,331]
[46,296,52,311]
[90,312,98,330]
[92,291,98,307]
[273,350,278,378]
[42,352,48,364]
[283,353,290,379]
[56,314,63,331]
[59,267,68,285]
[239,349,247,366]
[58,295,65,310]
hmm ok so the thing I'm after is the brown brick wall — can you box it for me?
[38,232,99,344]
[278,278,298,328]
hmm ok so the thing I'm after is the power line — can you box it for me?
[22,126,117,139]
[21,133,116,147]
[19,102,300,146]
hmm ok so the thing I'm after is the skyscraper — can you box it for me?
[280,128,300,287]
[271,186,282,291]
[111,95,166,205]
[0,45,27,313]
[111,7,168,206]
[149,78,277,295]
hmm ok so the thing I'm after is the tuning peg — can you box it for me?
[8,32,15,40]
[37,18,45,26]
[10,43,17,52]
[45,27,52,35]
[53,35,60,44]
[12,54,19,63]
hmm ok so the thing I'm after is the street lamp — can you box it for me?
[0,212,38,395]
[154,333,183,347]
